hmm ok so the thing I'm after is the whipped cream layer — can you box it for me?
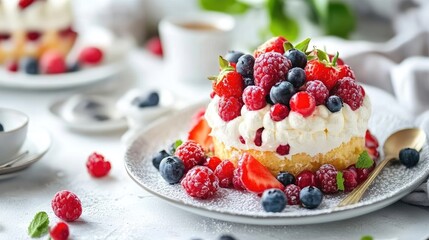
[205,95,371,157]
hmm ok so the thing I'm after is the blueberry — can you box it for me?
[265,94,274,105]
[132,91,160,108]
[244,77,255,88]
[284,49,307,69]
[219,235,236,240]
[277,171,295,186]
[287,67,306,88]
[224,50,244,64]
[152,150,170,170]
[67,62,80,72]
[236,54,254,78]
[20,57,39,74]
[300,186,323,209]
[261,188,287,213]
[159,156,185,184]
[399,148,420,168]
[0,123,4,132]
[326,95,343,113]
[269,81,296,106]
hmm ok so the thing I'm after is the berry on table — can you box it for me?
[326,95,343,113]
[276,171,295,186]
[51,190,82,222]
[261,188,287,213]
[86,152,111,178]
[243,86,266,111]
[286,67,306,88]
[78,46,103,65]
[269,81,295,106]
[214,160,235,188]
[315,164,338,193]
[213,70,244,98]
[5,60,18,72]
[399,148,420,168]
[284,49,307,69]
[204,156,222,171]
[50,222,69,240]
[270,103,290,121]
[218,96,242,122]
[224,50,244,64]
[284,184,301,205]
[289,92,316,117]
[332,77,364,111]
[300,186,323,209]
[152,150,170,170]
[305,80,329,106]
[254,52,291,93]
[40,51,67,74]
[254,36,287,58]
[236,54,255,78]
[342,169,358,192]
[159,156,186,184]
[296,170,317,189]
[181,166,219,199]
[20,57,39,75]
[67,62,80,72]
[175,140,206,171]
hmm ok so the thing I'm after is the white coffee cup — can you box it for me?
[159,12,235,85]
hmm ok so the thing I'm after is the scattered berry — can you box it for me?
[254,52,290,93]
[284,184,301,205]
[254,127,264,147]
[20,57,39,74]
[214,71,244,98]
[243,86,266,111]
[305,80,329,106]
[49,222,69,240]
[86,152,111,178]
[277,171,295,186]
[78,46,103,65]
[218,96,242,122]
[254,36,287,58]
[67,62,80,72]
[51,190,82,222]
[261,188,286,213]
[5,60,18,72]
[175,140,205,171]
[270,103,289,121]
[300,186,323,209]
[159,156,185,184]
[269,81,295,106]
[152,150,170,170]
[243,77,255,87]
[296,170,317,189]
[40,51,66,74]
[289,92,316,117]
[276,144,290,155]
[284,49,307,69]
[232,168,245,190]
[326,95,343,113]
[236,54,255,78]
[205,156,222,171]
[287,67,306,88]
[224,50,244,64]
[343,169,358,192]
[146,36,163,57]
[18,0,35,9]
[214,160,235,188]
[315,164,338,193]
[332,77,364,111]
[399,148,420,168]
[181,166,219,199]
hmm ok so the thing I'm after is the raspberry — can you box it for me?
[342,169,358,192]
[270,103,289,121]
[332,77,364,111]
[218,96,242,122]
[254,52,291,93]
[289,92,316,117]
[51,190,82,222]
[296,170,317,189]
[181,166,219,199]
[214,71,244,98]
[315,164,338,193]
[254,36,287,58]
[175,140,205,171]
[214,160,235,188]
[50,222,69,240]
[40,51,67,74]
[254,127,264,147]
[146,36,163,57]
[242,86,266,111]
[284,184,301,205]
[276,144,290,155]
[204,156,222,171]
[305,80,329,105]
[86,152,111,178]
[232,168,245,190]
[78,46,103,65]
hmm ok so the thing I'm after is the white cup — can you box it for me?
[0,109,29,165]
[159,12,235,85]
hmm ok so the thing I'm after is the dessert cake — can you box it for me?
[204,37,371,176]
[0,0,76,64]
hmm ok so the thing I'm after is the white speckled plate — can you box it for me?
[124,86,429,225]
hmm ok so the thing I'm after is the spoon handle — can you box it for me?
[337,155,394,207]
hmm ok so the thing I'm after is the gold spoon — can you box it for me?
[338,128,426,207]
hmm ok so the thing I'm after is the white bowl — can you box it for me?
[0,109,29,165]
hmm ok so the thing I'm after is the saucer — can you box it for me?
[0,125,51,177]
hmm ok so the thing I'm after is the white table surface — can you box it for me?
[1,51,429,240]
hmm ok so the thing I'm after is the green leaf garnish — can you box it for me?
[361,236,374,240]
[336,172,344,191]
[294,38,311,52]
[173,140,183,151]
[356,151,374,169]
[28,212,49,238]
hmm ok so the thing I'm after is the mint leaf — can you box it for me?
[336,172,344,191]
[294,38,311,52]
[356,151,374,169]
[173,140,183,150]
[361,236,373,240]
[28,212,49,238]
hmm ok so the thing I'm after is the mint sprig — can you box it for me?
[356,151,374,169]
[28,211,49,238]
[173,139,183,151]
[336,172,344,191]
[361,236,374,240]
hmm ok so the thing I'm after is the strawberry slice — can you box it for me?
[188,113,213,152]
[238,153,284,194]
[365,130,379,148]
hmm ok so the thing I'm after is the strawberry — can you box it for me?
[238,153,284,194]
[254,36,287,58]
[365,130,379,149]
[211,57,244,98]
[188,116,213,152]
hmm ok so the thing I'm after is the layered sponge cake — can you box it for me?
[0,0,76,64]
[204,37,371,176]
